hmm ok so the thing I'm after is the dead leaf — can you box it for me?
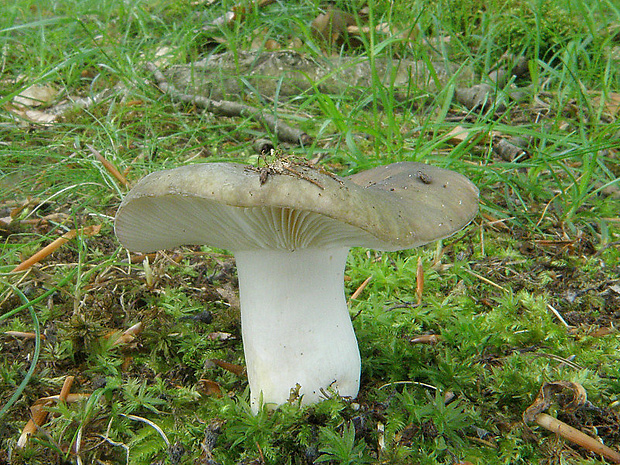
[523,381,587,423]
[445,125,476,145]
[311,7,359,50]
[149,46,177,68]
[111,322,144,346]
[199,379,223,396]
[409,334,443,344]
[590,326,615,337]
[593,92,620,119]
[216,282,240,310]
[7,104,58,125]
[14,84,58,107]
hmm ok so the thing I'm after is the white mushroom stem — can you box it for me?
[234,247,361,412]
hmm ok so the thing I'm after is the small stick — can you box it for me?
[12,229,77,272]
[350,275,372,301]
[547,304,571,329]
[86,144,129,187]
[146,62,311,145]
[535,413,620,463]
[12,225,102,272]
[4,331,46,340]
[463,268,509,293]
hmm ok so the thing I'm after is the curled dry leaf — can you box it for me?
[8,84,60,125]
[523,380,587,422]
[7,104,59,125]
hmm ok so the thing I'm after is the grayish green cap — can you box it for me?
[114,161,479,253]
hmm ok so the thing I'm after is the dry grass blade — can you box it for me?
[416,256,424,305]
[11,225,102,272]
[463,268,509,293]
[350,275,372,301]
[86,144,128,187]
[17,376,76,448]
[4,330,45,340]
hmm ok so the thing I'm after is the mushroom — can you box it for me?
[114,161,478,411]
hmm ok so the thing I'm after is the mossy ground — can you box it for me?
[1,0,619,464]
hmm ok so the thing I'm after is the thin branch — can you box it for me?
[146,62,310,145]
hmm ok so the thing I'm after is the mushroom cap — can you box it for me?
[114,161,478,253]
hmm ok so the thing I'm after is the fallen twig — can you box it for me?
[524,381,620,463]
[146,62,310,145]
[534,413,620,463]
